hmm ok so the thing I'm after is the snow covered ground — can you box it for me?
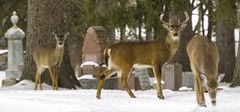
[0,72,240,112]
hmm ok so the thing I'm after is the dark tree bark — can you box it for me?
[207,0,214,39]
[21,0,81,89]
[230,1,240,86]
[216,0,236,82]
[169,0,194,71]
[230,30,240,87]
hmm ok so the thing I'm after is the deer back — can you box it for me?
[187,35,219,77]
[106,40,171,69]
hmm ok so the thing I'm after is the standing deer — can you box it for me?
[33,32,69,90]
[96,12,189,99]
[186,35,224,107]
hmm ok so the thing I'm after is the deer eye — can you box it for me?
[208,88,211,91]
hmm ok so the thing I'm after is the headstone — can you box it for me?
[4,11,25,80]
[182,72,194,89]
[104,75,140,90]
[162,63,182,90]
[82,26,109,64]
[134,68,152,90]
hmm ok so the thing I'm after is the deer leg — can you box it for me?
[34,71,39,90]
[120,69,136,98]
[54,67,59,90]
[194,73,206,107]
[96,69,115,99]
[153,66,164,99]
[38,74,43,90]
[49,67,56,90]
[191,64,206,107]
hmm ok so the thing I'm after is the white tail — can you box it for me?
[186,35,224,107]
[33,32,69,90]
[96,12,189,99]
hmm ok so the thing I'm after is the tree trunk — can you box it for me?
[230,1,240,86]
[169,0,194,71]
[207,0,213,39]
[230,30,240,87]
[216,0,236,82]
[21,0,81,89]
[120,26,126,41]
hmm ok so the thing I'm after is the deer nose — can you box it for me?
[173,33,178,36]
[211,99,216,106]
[59,42,63,45]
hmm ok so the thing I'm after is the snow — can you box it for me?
[0,50,8,55]
[81,61,99,67]
[0,71,6,87]
[0,70,240,112]
[78,74,96,80]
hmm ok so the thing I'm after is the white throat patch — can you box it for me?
[172,36,179,41]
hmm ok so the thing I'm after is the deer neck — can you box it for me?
[53,45,64,66]
[166,34,180,57]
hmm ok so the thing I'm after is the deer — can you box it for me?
[186,35,225,107]
[96,12,189,99]
[33,32,69,90]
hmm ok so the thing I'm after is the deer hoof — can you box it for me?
[212,100,216,106]
[158,95,165,99]
[96,96,101,99]
[130,95,136,98]
[198,102,206,107]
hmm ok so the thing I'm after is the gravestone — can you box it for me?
[182,72,194,89]
[82,26,109,65]
[162,63,182,90]
[3,11,25,87]
[134,68,152,90]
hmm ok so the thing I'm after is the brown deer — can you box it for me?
[33,32,69,90]
[96,12,189,99]
[186,35,224,107]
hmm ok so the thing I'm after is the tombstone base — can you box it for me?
[2,78,18,87]
[79,78,98,89]
[5,69,21,79]
[78,76,141,90]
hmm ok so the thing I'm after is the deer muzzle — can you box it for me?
[209,90,217,106]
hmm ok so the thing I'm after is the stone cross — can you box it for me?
[4,11,25,79]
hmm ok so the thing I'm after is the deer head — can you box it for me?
[52,32,69,48]
[201,73,225,106]
[160,11,189,41]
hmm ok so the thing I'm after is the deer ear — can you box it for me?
[218,73,225,83]
[64,32,70,39]
[181,23,187,29]
[162,24,169,29]
[200,74,207,84]
[52,32,58,39]
[52,32,57,36]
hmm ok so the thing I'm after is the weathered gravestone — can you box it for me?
[2,11,25,87]
[134,68,152,90]
[162,63,182,90]
[182,72,194,89]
